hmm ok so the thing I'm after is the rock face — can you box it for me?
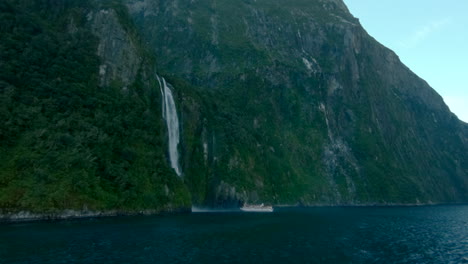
[123,0,467,205]
[1,0,467,213]
[89,8,142,87]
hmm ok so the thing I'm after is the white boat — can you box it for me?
[240,203,274,212]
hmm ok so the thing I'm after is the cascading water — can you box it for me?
[158,76,182,176]
[157,77,165,118]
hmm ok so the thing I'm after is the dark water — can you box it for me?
[1,206,467,264]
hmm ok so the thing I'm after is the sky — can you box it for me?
[343,0,468,122]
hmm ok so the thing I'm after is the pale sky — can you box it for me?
[343,0,468,122]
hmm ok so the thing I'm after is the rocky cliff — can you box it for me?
[0,0,466,214]
[124,0,468,206]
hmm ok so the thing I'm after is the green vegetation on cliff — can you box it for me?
[0,0,467,213]
[0,0,189,213]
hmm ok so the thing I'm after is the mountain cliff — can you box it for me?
[1,0,467,215]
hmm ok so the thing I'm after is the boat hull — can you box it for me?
[240,207,273,213]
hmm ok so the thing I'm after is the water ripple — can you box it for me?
[0,206,467,263]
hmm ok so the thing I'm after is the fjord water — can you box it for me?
[1,206,467,263]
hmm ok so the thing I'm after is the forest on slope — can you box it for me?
[0,0,189,213]
[0,0,467,214]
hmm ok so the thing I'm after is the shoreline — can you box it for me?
[1,203,466,223]
[0,208,190,224]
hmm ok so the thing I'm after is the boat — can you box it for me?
[240,203,274,212]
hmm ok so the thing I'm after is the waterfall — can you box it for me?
[157,77,165,117]
[158,76,182,176]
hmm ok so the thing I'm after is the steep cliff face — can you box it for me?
[0,0,466,214]
[124,0,467,205]
[89,8,141,87]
